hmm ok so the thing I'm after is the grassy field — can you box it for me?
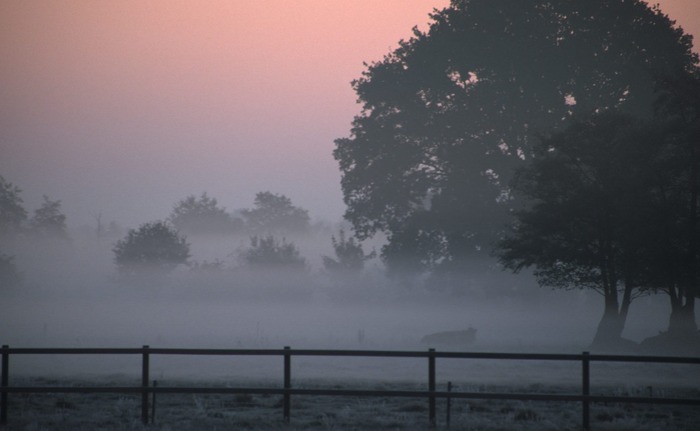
[4,375,700,430]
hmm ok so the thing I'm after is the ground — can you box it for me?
[4,376,700,430]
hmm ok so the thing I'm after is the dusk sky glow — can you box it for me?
[1,0,698,229]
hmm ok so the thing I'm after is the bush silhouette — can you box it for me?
[113,221,190,275]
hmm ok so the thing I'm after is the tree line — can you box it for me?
[113,191,374,278]
[0,176,69,288]
[0,176,68,241]
[0,183,375,285]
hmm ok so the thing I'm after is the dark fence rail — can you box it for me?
[1,345,699,429]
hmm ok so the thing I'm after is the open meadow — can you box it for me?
[4,372,700,431]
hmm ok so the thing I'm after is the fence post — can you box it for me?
[428,348,436,428]
[446,381,452,428]
[141,345,150,425]
[1,345,8,426]
[151,380,157,424]
[283,346,291,424]
[582,351,590,431]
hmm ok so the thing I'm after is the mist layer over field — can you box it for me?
[1,232,677,383]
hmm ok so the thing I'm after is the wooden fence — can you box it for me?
[1,345,699,429]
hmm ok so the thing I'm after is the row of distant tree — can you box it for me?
[109,190,376,276]
[0,176,68,240]
[0,181,315,245]
[1,176,69,288]
[115,191,378,276]
[0,177,376,287]
[168,191,310,236]
[111,220,374,278]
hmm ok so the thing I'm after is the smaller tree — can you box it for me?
[239,235,306,270]
[113,221,190,275]
[0,175,28,238]
[169,192,242,236]
[242,192,310,233]
[647,72,700,337]
[30,195,68,239]
[0,253,22,289]
[497,113,654,348]
[322,229,376,274]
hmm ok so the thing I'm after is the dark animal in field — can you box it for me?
[421,328,477,347]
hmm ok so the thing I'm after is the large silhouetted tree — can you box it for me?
[169,192,242,236]
[334,0,696,281]
[113,221,190,275]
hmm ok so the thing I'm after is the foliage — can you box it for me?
[322,229,376,274]
[239,235,306,270]
[498,68,700,341]
[0,175,28,238]
[645,72,700,333]
[30,195,68,239]
[113,221,190,275]
[497,111,676,345]
[499,113,650,289]
[0,253,22,288]
[242,191,310,233]
[334,0,697,278]
[169,192,242,236]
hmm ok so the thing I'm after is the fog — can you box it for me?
[1,229,676,380]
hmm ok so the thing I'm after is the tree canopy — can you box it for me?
[644,72,700,335]
[499,68,700,347]
[497,112,659,346]
[169,192,242,236]
[334,0,697,277]
[30,195,68,239]
[239,235,306,271]
[242,192,310,234]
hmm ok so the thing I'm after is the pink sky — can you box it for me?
[1,0,698,228]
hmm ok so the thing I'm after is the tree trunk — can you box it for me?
[592,309,625,347]
[591,293,626,349]
[667,290,698,334]
[591,281,635,350]
[668,132,699,334]
[641,287,698,355]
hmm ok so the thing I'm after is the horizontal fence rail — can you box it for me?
[1,345,699,429]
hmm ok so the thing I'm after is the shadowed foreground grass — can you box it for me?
[4,376,700,430]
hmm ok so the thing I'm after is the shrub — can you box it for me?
[239,235,306,271]
[113,221,190,275]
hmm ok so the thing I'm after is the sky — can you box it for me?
[1,0,699,230]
